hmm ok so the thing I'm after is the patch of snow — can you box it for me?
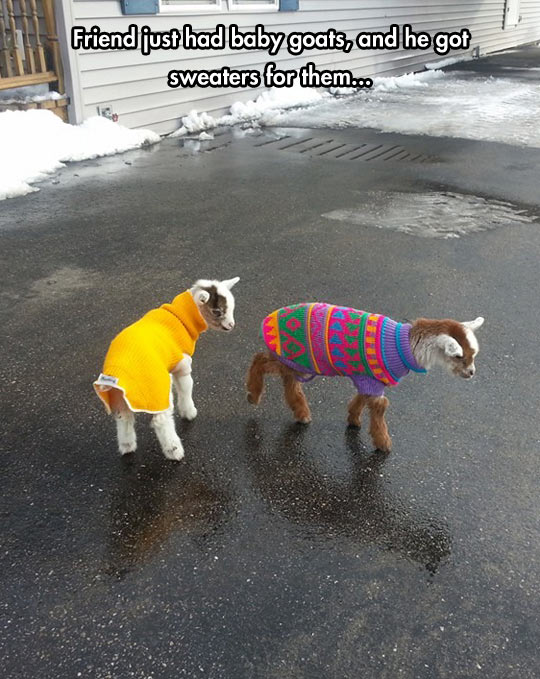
[269,71,540,148]
[323,191,537,239]
[0,90,64,105]
[372,69,446,92]
[329,86,358,96]
[0,109,160,201]
[170,83,327,137]
[198,131,214,141]
[224,83,325,124]
[0,83,49,100]
[425,55,473,70]
[170,109,216,137]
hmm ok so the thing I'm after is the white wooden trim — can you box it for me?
[504,0,522,28]
[160,0,223,13]
[56,0,84,123]
[227,0,279,11]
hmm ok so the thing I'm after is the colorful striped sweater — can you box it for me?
[261,303,426,396]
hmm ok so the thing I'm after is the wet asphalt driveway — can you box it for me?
[1,52,540,678]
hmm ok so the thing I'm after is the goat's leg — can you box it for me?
[172,355,197,421]
[109,387,137,455]
[246,351,281,405]
[368,396,392,453]
[151,403,184,461]
[347,393,368,428]
[282,370,312,424]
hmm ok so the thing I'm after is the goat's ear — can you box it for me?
[463,316,485,331]
[193,288,210,305]
[436,334,463,357]
[222,276,240,290]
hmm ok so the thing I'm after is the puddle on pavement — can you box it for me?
[323,191,537,238]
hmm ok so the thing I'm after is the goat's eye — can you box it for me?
[211,308,222,318]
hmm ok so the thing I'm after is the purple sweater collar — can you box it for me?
[383,320,427,380]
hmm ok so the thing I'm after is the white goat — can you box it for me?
[94,277,239,460]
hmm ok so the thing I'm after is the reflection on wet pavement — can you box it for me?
[105,455,234,579]
[245,421,451,574]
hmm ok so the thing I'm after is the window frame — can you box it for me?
[160,0,223,14]
[227,0,279,12]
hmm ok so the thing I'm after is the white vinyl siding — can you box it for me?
[62,0,540,134]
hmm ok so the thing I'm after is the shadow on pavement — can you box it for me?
[245,420,451,575]
[104,454,234,579]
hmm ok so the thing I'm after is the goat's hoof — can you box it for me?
[163,444,185,461]
[374,437,392,454]
[347,417,361,428]
[178,404,197,421]
[119,441,136,455]
[247,391,261,405]
[295,415,311,425]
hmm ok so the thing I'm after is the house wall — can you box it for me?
[63,0,540,134]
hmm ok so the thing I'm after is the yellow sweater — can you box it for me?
[94,291,207,414]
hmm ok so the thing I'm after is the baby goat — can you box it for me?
[94,277,240,460]
[246,303,484,452]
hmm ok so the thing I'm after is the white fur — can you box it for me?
[463,316,484,332]
[151,402,185,461]
[436,334,463,357]
[193,288,210,305]
[412,318,485,376]
[115,408,137,455]
[172,355,197,420]
[190,277,240,331]
[412,334,449,370]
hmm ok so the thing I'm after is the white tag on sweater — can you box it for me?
[97,373,118,386]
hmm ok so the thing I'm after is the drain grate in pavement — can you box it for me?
[253,135,433,163]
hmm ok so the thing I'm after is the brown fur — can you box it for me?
[347,393,391,452]
[282,372,311,424]
[247,352,311,423]
[347,393,368,428]
[411,318,474,362]
[247,353,391,450]
[246,351,281,405]
[368,396,392,453]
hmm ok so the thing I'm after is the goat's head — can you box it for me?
[190,277,240,332]
[411,316,484,378]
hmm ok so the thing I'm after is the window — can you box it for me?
[228,0,279,10]
[161,0,222,10]
[160,0,280,13]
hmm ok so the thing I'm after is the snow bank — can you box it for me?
[0,109,160,201]
[270,70,540,148]
[170,83,328,137]
[169,71,447,137]
[225,84,325,123]
[170,62,540,149]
